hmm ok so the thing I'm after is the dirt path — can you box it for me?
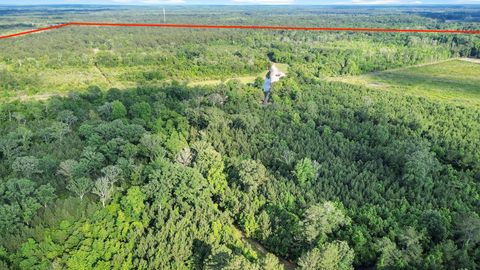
[460,57,480,64]
[234,226,297,270]
[93,62,113,86]
[9,92,66,102]
[369,57,457,75]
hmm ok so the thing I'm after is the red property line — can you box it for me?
[1,22,480,40]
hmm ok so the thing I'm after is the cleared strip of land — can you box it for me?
[328,58,480,107]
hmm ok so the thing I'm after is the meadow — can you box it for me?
[330,59,480,107]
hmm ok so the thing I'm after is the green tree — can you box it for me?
[421,210,449,243]
[257,210,271,241]
[35,184,56,208]
[301,201,350,244]
[375,237,404,269]
[49,121,71,142]
[130,101,152,121]
[101,165,123,184]
[299,241,354,270]
[455,212,480,248]
[0,132,22,159]
[242,212,258,238]
[57,159,80,180]
[294,158,318,186]
[0,178,48,231]
[67,177,92,200]
[57,110,78,128]
[92,177,115,207]
[238,159,268,192]
[111,100,127,120]
[193,142,228,196]
[121,186,146,217]
[12,156,42,178]
[140,133,166,160]
[262,253,284,270]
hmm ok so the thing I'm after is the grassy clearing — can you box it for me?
[1,64,289,102]
[186,62,289,87]
[186,73,265,87]
[329,59,480,107]
[0,65,263,100]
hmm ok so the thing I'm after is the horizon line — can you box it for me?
[2,4,480,6]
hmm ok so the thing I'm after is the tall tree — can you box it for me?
[11,156,42,178]
[92,176,114,208]
[35,184,56,208]
[294,158,318,187]
[238,159,268,192]
[455,213,480,248]
[111,100,127,120]
[67,177,92,200]
[298,241,354,270]
[301,201,350,245]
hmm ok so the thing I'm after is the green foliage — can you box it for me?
[238,159,268,192]
[35,184,56,208]
[294,158,318,187]
[130,101,152,122]
[111,100,127,120]
[11,156,42,178]
[338,60,480,107]
[0,178,54,234]
[67,177,93,200]
[0,6,479,270]
[455,213,480,249]
[421,210,450,243]
[121,186,145,217]
[0,73,479,269]
[301,202,350,245]
[193,141,228,196]
[298,241,354,270]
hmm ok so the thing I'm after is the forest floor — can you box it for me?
[327,58,480,107]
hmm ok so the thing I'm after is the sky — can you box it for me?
[1,0,479,5]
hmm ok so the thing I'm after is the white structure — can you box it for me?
[263,63,286,93]
[269,64,286,84]
[263,63,286,104]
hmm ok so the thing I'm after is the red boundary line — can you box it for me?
[1,22,480,40]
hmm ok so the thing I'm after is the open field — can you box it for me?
[1,61,287,101]
[329,59,480,107]
[188,63,288,87]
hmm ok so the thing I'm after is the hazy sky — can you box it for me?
[1,0,478,5]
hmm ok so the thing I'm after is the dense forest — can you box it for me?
[0,5,479,270]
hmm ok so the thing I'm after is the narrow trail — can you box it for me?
[14,93,66,102]
[93,62,113,86]
[370,57,459,75]
[234,225,297,270]
[460,57,480,64]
